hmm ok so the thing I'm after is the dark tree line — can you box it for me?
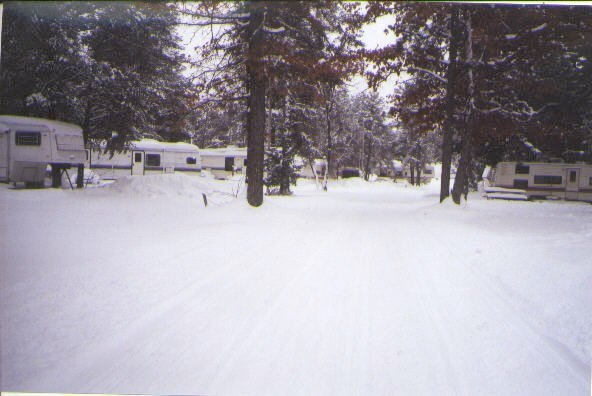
[1,1,190,150]
[366,2,592,203]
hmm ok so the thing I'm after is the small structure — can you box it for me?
[341,167,361,178]
[488,161,592,202]
[0,115,85,187]
[87,139,201,180]
[296,157,326,179]
[392,160,404,179]
[200,146,247,180]
[396,162,435,183]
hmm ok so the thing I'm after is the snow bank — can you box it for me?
[109,174,214,198]
[68,168,102,186]
[98,173,245,206]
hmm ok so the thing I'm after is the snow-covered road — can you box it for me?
[1,176,591,395]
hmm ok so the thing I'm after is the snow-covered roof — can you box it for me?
[200,146,247,157]
[0,115,82,135]
[498,161,592,168]
[131,139,199,153]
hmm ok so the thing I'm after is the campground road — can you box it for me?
[1,184,589,395]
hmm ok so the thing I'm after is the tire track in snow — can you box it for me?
[30,217,309,393]
[366,212,465,395]
[29,243,237,391]
[203,227,336,393]
[409,207,588,395]
[202,200,374,394]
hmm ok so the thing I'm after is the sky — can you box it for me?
[176,11,398,100]
[349,15,398,98]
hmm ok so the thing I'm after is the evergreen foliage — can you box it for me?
[0,2,189,150]
[365,3,592,202]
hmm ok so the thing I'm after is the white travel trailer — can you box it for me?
[399,163,435,183]
[490,161,592,202]
[87,139,201,180]
[295,157,327,179]
[0,115,85,186]
[200,146,247,179]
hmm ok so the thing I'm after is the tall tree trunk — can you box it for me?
[266,77,273,147]
[452,123,473,203]
[82,99,92,146]
[246,2,266,207]
[325,107,333,182]
[364,134,372,181]
[410,163,415,185]
[279,98,290,195]
[452,8,474,204]
[440,5,460,202]
[322,82,337,185]
[415,163,422,185]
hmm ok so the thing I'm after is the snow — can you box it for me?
[485,192,528,201]
[262,25,286,34]
[1,176,591,395]
[131,139,200,153]
[199,146,247,158]
[531,23,548,33]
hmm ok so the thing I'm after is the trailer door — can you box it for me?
[131,151,144,175]
[565,168,580,200]
[0,130,8,180]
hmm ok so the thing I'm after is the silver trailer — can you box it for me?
[491,161,592,202]
[87,139,201,180]
[0,115,85,186]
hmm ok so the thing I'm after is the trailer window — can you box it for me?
[15,131,41,146]
[533,175,562,185]
[134,153,142,163]
[589,177,592,186]
[513,179,528,189]
[186,156,197,165]
[145,154,161,166]
[515,164,530,174]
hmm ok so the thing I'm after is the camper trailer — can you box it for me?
[87,139,201,180]
[400,163,435,183]
[295,157,327,179]
[0,115,85,187]
[490,161,592,202]
[200,146,247,179]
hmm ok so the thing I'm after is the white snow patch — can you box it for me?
[531,23,547,33]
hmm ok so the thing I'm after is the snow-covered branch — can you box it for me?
[263,25,286,34]
[405,67,447,84]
